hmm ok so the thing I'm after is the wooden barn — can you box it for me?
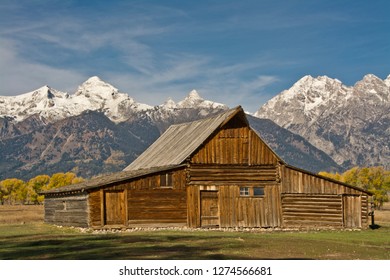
[42,106,372,229]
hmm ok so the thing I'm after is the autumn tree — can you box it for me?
[320,166,390,209]
[318,171,342,181]
[0,178,26,205]
[0,172,83,205]
[26,175,50,204]
[43,172,84,191]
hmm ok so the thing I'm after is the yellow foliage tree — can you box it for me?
[43,172,84,191]
[0,178,26,205]
[320,166,390,209]
[1,172,84,205]
[27,175,50,204]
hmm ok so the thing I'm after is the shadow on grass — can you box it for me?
[0,234,255,260]
[0,232,317,260]
[369,224,381,230]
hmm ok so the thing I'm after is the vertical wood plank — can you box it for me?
[100,189,105,226]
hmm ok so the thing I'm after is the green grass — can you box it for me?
[0,223,389,260]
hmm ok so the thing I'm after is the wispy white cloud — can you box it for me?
[0,39,83,94]
[3,0,386,113]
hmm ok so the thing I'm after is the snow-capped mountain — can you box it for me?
[255,74,390,168]
[0,77,231,179]
[0,76,341,180]
[0,76,152,124]
[0,77,228,125]
[73,76,153,122]
[0,85,71,123]
[4,73,387,180]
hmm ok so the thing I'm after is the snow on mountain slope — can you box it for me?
[0,78,228,124]
[0,76,152,124]
[176,89,226,110]
[0,86,71,123]
[255,74,390,168]
[254,75,351,128]
[72,76,152,123]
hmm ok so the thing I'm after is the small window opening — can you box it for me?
[253,187,265,197]
[160,173,173,187]
[240,187,250,196]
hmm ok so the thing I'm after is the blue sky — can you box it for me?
[1,0,389,113]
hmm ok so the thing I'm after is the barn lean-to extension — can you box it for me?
[42,106,372,229]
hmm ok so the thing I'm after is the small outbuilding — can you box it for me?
[42,106,372,229]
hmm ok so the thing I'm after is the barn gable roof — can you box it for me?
[124,106,248,171]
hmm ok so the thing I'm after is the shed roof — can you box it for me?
[41,165,185,195]
[124,106,246,171]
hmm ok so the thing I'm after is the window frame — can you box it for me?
[239,187,250,196]
[239,186,265,197]
[160,172,173,188]
[253,187,265,197]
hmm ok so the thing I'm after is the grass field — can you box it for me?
[0,203,389,260]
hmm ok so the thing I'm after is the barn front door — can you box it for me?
[104,190,125,226]
[200,191,219,227]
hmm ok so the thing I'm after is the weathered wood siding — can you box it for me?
[189,165,278,185]
[88,168,187,227]
[44,194,89,227]
[282,194,343,228]
[187,185,281,228]
[361,195,369,228]
[128,189,187,225]
[191,122,278,166]
[280,166,370,228]
[281,165,364,195]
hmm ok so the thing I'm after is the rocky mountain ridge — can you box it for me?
[0,76,342,180]
[255,74,390,169]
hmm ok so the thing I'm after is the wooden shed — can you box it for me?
[42,106,372,229]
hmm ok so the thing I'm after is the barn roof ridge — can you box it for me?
[123,105,244,171]
[168,105,242,128]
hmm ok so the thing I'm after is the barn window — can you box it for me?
[253,187,265,197]
[160,173,173,188]
[240,187,250,196]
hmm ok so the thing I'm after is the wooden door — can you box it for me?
[104,190,125,225]
[343,195,361,228]
[200,191,219,227]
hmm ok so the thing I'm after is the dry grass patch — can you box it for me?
[0,205,43,224]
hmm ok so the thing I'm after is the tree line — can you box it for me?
[319,166,390,209]
[0,172,84,205]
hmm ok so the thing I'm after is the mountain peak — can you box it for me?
[80,76,114,88]
[361,73,381,82]
[188,89,202,100]
[162,97,176,109]
[385,75,390,87]
[255,73,390,168]
[76,76,119,98]
[85,76,103,83]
